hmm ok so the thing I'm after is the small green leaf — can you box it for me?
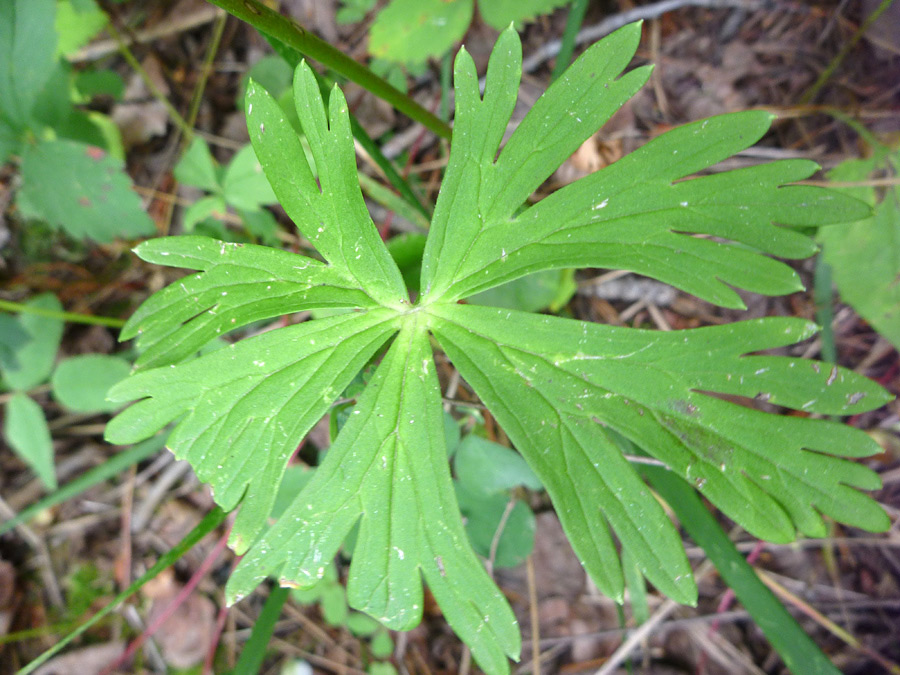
[321,583,349,626]
[477,0,570,30]
[469,269,575,313]
[454,435,542,494]
[346,611,380,636]
[239,54,293,103]
[819,152,900,350]
[54,0,107,58]
[369,0,473,66]
[0,293,63,391]
[240,207,280,245]
[17,139,155,242]
[337,0,377,24]
[174,136,220,192]
[271,465,316,520]
[51,354,131,412]
[4,393,56,489]
[183,195,227,232]
[369,629,394,658]
[222,144,278,211]
[75,69,125,100]
[0,0,57,131]
[456,483,536,568]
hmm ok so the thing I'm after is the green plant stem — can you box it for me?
[105,21,194,139]
[551,0,590,83]
[643,465,842,675]
[440,50,453,122]
[207,0,452,140]
[163,10,229,235]
[17,506,227,675]
[232,585,289,675]
[186,10,228,132]
[814,255,837,364]
[0,621,82,647]
[800,0,896,103]
[358,172,429,231]
[0,299,125,328]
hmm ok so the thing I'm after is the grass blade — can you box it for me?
[0,435,166,536]
[18,506,227,675]
[232,586,289,675]
[209,0,451,140]
[551,0,590,83]
[642,465,842,675]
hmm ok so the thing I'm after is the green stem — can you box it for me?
[207,0,452,140]
[186,10,228,133]
[232,586,289,675]
[0,299,125,329]
[551,0,590,83]
[813,255,837,365]
[643,465,842,675]
[800,0,896,104]
[18,506,227,675]
[106,21,194,139]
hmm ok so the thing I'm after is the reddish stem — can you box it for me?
[100,525,231,675]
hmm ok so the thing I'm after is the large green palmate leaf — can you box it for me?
[108,23,890,675]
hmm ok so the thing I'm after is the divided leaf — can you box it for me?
[419,24,870,308]
[227,325,520,671]
[244,67,407,308]
[122,237,375,369]
[108,24,890,675]
[108,310,399,552]
[431,304,889,601]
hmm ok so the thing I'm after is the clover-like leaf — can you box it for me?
[108,23,890,675]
